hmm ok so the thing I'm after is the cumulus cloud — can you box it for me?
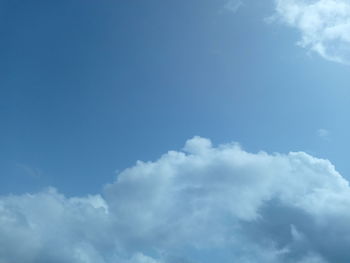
[273,0,350,64]
[1,137,350,262]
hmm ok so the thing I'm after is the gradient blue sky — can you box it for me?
[2,1,350,262]
[1,0,349,196]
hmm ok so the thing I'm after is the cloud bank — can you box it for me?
[274,0,350,64]
[1,137,350,262]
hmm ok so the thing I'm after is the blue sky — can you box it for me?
[2,0,350,196]
[1,0,350,262]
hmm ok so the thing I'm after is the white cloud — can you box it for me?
[273,0,350,64]
[1,137,350,262]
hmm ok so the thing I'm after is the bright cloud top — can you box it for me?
[1,137,350,262]
[274,0,350,64]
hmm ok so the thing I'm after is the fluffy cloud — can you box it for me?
[1,137,350,262]
[274,0,350,64]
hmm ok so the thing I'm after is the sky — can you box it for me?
[1,0,350,262]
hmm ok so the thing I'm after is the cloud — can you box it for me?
[317,128,330,139]
[223,0,243,13]
[273,0,350,64]
[15,163,42,178]
[1,137,350,262]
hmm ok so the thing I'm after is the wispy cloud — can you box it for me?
[15,163,42,178]
[224,0,243,13]
[1,137,350,262]
[317,128,330,139]
[273,0,350,64]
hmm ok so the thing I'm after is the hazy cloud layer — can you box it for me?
[274,0,350,64]
[1,137,350,262]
